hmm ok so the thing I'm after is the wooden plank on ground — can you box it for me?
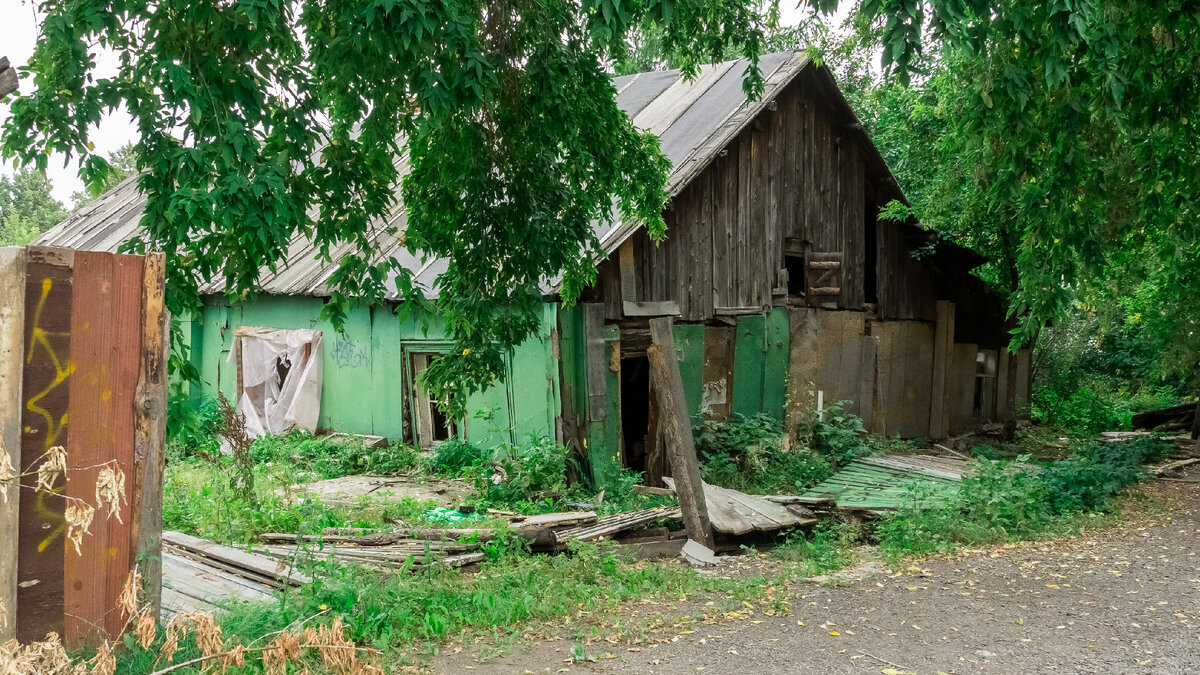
[163,531,311,585]
[647,318,714,549]
[17,247,73,643]
[133,252,167,622]
[65,251,144,647]
[553,507,682,543]
[664,478,814,535]
[0,247,24,642]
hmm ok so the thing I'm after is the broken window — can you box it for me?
[973,350,998,420]
[410,352,457,448]
[232,327,323,437]
[784,254,806,295]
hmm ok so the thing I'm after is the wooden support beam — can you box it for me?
[133,252,168,622]
[929,300,954,439]
[0,247,25,642]
[618,239,636,303]
[622,300,680,317]
[646,318,714,549]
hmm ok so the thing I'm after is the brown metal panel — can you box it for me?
[65,251,144,646]
[17,248,73,643]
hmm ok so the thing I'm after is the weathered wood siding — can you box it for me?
[611,68,888,320]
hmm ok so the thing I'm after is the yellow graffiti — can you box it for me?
[23,276,72,552]
[26,277,73,449]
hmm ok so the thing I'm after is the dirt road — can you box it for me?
[432,482,1200,674]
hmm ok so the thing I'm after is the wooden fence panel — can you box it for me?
[0,248,26,642]
[2,246,165,647]
[65,251,145,645]
[17,247,73,644]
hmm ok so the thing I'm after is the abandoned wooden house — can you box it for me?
[35,51,1028,486]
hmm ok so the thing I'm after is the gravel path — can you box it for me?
[430,482,1200,674]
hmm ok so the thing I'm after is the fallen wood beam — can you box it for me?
[554,507,682,543]
[647,318,714,549]
[1155,458,1200,477]
[163,531,310,585]
[632,485,675,497]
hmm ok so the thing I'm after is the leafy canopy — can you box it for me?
[0,169,67,246]
[4,0,777,412]
[834,0,1200,377]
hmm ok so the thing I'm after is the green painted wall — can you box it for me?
[179,295,560,451]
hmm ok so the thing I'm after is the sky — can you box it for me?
[0,0,842,206]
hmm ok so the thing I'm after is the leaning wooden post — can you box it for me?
[646,318,714,549]
[0,247,26,642]
[132,252,168,621]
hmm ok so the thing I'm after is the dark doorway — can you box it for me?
[785,254,806,296]
[620,355,651,472]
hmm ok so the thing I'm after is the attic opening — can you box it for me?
[784,254,806,296]
[619,355,651,473]
[864,200,879,304]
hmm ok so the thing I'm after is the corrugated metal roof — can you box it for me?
[35,51,818,299]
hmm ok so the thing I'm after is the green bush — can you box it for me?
[166,395,223,460]
[252,431,422,479]
[697,413,832,494]
[806,400,872,466]
[479,435,571,506]
[876,436,1171,563]
[431,437,486,475]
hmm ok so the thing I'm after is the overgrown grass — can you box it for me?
[771,520,863,576]
[875,435,1171,563]
[114,540,774,671]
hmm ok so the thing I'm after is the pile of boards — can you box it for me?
[161,531,309,621]
[255,505,686,570]
[799,454,973,516]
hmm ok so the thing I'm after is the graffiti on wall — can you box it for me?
[332,339,368,369]
[18,264,72,642]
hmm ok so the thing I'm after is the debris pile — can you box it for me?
[161,531,309,620]
[799,454,972,516]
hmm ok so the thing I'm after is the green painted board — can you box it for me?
[731,315,765,418]
[801,459,962,511]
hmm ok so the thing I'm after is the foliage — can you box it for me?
[5,0,784,418]
[431,437,486,475]
[796,400,872,467]
[697,413,833,494]
[477,435,571,506]
[1030,302,1187,434]
[833,1,1200,390]
[0,168,66,245]
[165,396,223,461]
[876,436,1171,563]
[69,143,137,207]
[771,519,861,576]
[253,431,423,479]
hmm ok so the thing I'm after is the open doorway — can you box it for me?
[619,355,651,473]
[410,352,457,449]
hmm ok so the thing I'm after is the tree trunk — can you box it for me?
[646,319,714,550]
[1192,377,1200,454]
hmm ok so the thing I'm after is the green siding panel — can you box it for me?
[731,315,766,418]
[762,309,790,422]
[673,323,705,425]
